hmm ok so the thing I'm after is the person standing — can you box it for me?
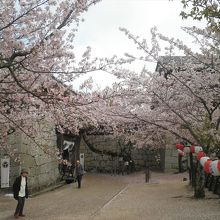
[124,161,129,175]
[118,157,124,175]
[75,160,84,188]
[13,169,29,218]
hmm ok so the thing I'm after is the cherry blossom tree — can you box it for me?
[88,25,220,197]
[180,0,220,32]
[0,0,132,160]
[103,26,220,153]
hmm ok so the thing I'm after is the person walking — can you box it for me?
[75,160,84,188]
[13,169,29,218]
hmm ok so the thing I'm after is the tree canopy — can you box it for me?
[2,0,220,161]
[180,0,220,32]
[0,0,127,159]
[97,25,220,155]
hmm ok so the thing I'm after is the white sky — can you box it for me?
[72,0,206,90]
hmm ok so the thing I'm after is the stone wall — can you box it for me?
[164,147,189,172]
[80,135,164,173]
[164,148,178,171]
[0,120,60,193]
[0,130,21,190]
[162,131,186,172]
[80,135,119,173]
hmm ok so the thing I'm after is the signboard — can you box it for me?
[63,141,75,151]
[1,158,10,188]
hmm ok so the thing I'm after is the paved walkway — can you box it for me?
[0,172,219,220]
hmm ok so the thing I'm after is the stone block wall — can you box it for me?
[80,135,119,173]
[133,148,165,171]
[0,130,21,190]
[164,148,179,171]
[0,120,60,193]
[19,121,60,193]
[80,135,164,173]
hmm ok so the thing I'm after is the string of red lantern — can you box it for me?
[175,143,220,176]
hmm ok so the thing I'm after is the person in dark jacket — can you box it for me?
[13,169,29,218]
[75,160,84,188]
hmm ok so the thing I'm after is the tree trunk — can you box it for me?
[145,166,150,182]
[189,153,196,186]
[178,154,183,173]
[194,161,205,198]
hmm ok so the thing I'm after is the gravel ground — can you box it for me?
[0,171,219,220]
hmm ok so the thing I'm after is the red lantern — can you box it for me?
[194,146,203,153]
[190,145,195,153]
[183,147,190,154]
[210,160,220,176]
[177,149,185,156]
[196,151,205,161]
[176,143,184,151]
[203,160,211,174]
[200,156,210,166]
